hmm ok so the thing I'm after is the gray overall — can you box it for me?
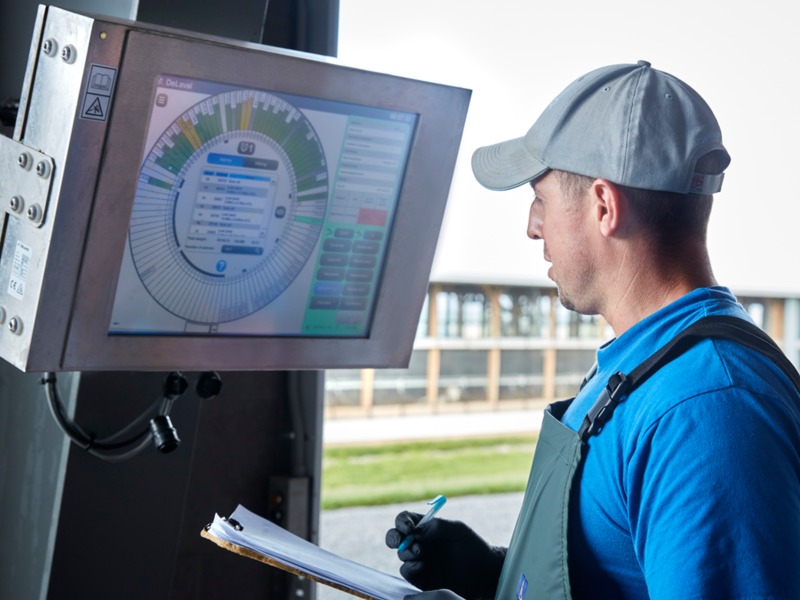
[493,315,800,600]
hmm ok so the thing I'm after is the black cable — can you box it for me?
[41,372,182,461]
[43,373,155,450]
[43,373,93,450]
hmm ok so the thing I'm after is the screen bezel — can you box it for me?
[61,28,470,371]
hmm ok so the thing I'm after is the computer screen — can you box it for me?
[0,7,470,372]
[110,74,416,338]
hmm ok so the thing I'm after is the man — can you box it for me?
[385,61,800,599]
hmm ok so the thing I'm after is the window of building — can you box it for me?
[435,285,491,338]
[499,288,551,337]
[555,303,606,340]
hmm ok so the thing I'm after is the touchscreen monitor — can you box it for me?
[110,75,417,338]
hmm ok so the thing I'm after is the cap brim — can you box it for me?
[471,137,549,191]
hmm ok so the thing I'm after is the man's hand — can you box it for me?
[386,511,506,600]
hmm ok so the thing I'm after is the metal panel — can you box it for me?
[0,7,470,372]
[0,6,112,371]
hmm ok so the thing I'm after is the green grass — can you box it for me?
[321,435,537,509]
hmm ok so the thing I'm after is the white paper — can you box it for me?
[207,504,420,600]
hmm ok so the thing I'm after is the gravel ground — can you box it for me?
[315,492,524,600]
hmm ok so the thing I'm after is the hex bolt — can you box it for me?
[36,161,51,179]
[60,44,76,64]
[8,317,22,335]
[9,196,24,213]
[27,204,42,222]
[42,38,58,56]
[18,152,32,170]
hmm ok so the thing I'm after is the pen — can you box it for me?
[397,494,447,552]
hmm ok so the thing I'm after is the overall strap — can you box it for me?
[578,315,800,441]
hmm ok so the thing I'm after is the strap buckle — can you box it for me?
[578,371,630,441]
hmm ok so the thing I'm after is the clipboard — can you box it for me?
[200,526,374,599]
[201,505,420,600]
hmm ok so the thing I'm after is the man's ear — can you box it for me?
[590,178,624,238]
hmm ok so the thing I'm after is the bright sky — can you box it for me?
[337,0,800,296]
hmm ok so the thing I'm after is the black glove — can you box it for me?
[404,591,464,600]
[386,511,506,600]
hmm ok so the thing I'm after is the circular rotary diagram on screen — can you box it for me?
[130,89,329,324]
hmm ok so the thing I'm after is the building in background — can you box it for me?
[328,0,800,420]
[325,281,800,418]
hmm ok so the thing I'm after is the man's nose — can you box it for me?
[528,206,542,240]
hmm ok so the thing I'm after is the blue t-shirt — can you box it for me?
[560,287,800,599]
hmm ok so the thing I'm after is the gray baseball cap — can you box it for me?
[471,61,730,195]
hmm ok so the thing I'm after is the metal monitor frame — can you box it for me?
[0,5,470,372]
